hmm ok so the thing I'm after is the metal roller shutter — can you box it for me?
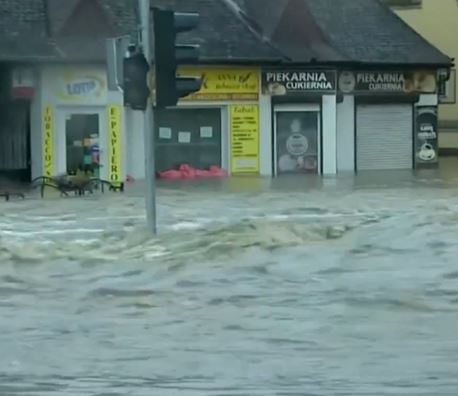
[356,104,413,170]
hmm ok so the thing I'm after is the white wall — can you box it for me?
[336,95,355,172]
[322,95,337,175]
[417,94,439,107]
[30,68,44,181]
[259,94,273,176]
[34,63,125,180]
[126,109,146,179]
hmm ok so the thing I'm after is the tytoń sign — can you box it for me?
[230,104,260,174]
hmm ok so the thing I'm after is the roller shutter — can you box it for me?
[356,104,413,170]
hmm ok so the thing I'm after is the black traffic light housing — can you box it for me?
[153,8,202,108]
[123,49,150,111]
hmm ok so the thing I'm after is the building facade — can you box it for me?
[154,66,263,176]
[387,0,458,153]
[0,0,453,184]
[125,65,443,179]
[30,64,126,184]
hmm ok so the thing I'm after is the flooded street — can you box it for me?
[2,160,458,395]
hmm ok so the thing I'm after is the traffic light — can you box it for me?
[123,50,151,111]
[153,8,202,108]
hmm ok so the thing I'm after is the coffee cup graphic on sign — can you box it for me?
[418,143,436,161]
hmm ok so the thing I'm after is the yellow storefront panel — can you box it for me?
[230,104,260,174]
[107,105,123,184]
[42,105,54,177]
[177,67,259,101]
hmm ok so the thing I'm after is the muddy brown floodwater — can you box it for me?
[1,159,458,395]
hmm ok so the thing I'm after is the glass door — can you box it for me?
[65,113,100,177]
[275,110,320,175]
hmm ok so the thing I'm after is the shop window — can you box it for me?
[65,113,100,177]
[439,69,456,104]
[155,108,222,173]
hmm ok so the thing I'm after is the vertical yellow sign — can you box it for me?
[107,105,122,184]
[42,105,54,177]
[230,104,260,174]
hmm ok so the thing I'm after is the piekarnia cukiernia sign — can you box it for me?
[262,70,337,95]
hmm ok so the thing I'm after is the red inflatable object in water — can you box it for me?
[195,169,212,177]
[209,166,228,178]
[159,164,228,180]
[179,164,197,179]
[159,169,182,179]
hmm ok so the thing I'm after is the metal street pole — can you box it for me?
[139,0,157,234]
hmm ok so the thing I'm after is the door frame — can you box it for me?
[273,103,321,176]
[56,106,106,178]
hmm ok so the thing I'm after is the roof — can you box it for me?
[0,0,283,64]
[0,0,57,61]
[150,0,283,62]
[0,0,139,63]
[46,0,138,62]
[0,0,452,67]
[239,0,453,67]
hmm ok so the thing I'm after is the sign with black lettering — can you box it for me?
[262,70,337,95]
[107,105,123,184]
[338,70,437,94]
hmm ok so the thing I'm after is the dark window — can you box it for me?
[439,69,457,104]
[155,108,222,173]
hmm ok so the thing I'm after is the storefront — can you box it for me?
[0,65,35,182]
[262,69,338,176]
[35,65,125,183]
[153,66,261,176]
[337,69,439,171]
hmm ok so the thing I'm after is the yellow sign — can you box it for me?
[55,70,106,103]
[177,67,259,101]
[107,105,122,184]
[230,105,260,174]
[42,105,54,177]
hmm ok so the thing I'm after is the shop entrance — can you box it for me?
[274,105,321,175]
[64,112,101,177]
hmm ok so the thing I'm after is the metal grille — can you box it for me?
[356,104,413,171]
[0,102,29,170]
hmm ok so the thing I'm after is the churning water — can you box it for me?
[2,161,458,395]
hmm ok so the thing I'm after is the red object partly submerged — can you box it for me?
[159,164,228,180]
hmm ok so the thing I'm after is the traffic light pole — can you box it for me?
[139,0,157,234]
